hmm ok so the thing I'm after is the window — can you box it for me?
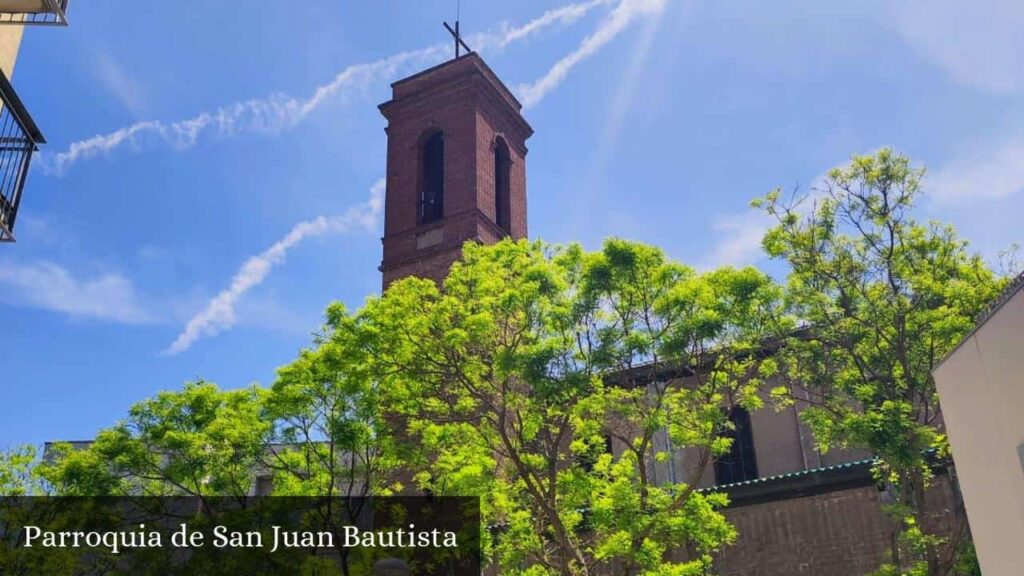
[714,407,758,485]
[493,137,511,233]
[421,131,445,224]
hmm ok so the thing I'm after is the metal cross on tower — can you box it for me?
[443,0,472,59]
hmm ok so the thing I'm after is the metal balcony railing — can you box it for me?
[0,69,44,242]
[0,0,69,26]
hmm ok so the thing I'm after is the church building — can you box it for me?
[375,50,959,576]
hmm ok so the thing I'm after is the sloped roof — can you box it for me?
[700,458,878,507]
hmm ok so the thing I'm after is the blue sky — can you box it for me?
[2,0,1022,447]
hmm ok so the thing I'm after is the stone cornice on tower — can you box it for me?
[379,52,533,154]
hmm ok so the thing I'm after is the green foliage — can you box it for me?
[11,147,1012,574]
[28,237,778,574]
[0,445,41,496]
[950,540,982,576]
[43,381,271,497]
[264,308,402,498]
[755,149,1005,575]
[16,238,789,574]
[358,238,783,575]
[17,149,1007,574]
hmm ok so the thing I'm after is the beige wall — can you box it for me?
[752,388,809,477]
[0,26,23,78]
[933,287,1024,576]
[645,376,870,490]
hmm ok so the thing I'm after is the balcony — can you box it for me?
[0,69,44,242]
[0,0,69,26]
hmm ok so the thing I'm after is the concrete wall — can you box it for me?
[933,286,1024,576]
[0,25,23,78]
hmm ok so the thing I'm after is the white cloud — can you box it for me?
[701,210,774,269]
[884,1,1024,94]
[516,0,668,109]
[705,140,1024,269]
[10,214,60,246]
[163,179,385,356]
[0,261,153,323]
[927,141,1024,205]
[702,175,833,270]
[42,0,614,176]
[92,52,147,117]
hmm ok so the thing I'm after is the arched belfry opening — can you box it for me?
[420,131,445,225]
[714,406,759,485]
[493,136,511,234]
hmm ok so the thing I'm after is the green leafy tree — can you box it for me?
[44,381,271,499]
[30,384,311,575]
[754,149,1004,575]
[0,447,111,574]
[0,446,41,496]
[355,239,784,575]
[264,313,404,576]
[265,311,401,499]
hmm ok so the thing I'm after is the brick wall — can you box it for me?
[713,476,956,576]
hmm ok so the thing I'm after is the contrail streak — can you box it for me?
[158,0,664,354]
[43,0,611,176]
[517,0,667,110]
[163,180,384,356]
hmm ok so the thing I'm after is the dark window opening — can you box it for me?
[255,474,273,496]
[421,131,445,224]
[714,407,758,485]
[493,137,511,234]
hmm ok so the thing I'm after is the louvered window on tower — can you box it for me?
[420,131,444,224]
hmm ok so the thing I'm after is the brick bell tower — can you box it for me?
[378,52,533,289]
